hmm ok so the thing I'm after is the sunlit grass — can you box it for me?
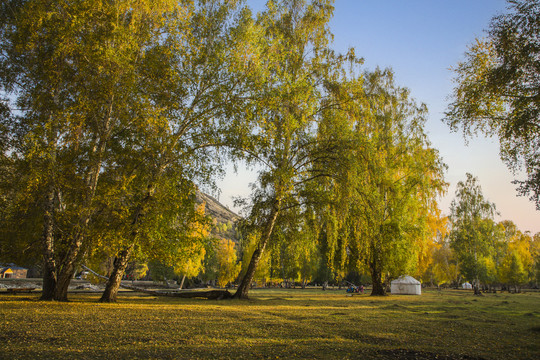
[1,288,538,359]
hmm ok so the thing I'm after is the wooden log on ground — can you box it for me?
[81,265,232,300]
[157,290,233,300]
[6,287,36,293]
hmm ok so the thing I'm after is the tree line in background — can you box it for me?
[0,0,538,301]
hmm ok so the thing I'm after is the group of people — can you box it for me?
[346,284,364,294]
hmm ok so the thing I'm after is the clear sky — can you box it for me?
[215,0,540,234]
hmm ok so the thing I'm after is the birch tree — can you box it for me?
[322,69,447,295]
[232,0,345,299]
[449,173,498,294]
[98,0,250,302]
[445,0,540,208]
[1,0,245,301]
[1,0,190,300]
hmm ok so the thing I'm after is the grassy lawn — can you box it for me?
[0,288,538,359]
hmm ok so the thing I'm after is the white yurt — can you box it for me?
[390,275,421,295]
[462,282,472,289]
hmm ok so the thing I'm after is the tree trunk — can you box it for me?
[56,116,112,301]
[370,265,386,296]
[473,279,482,295]
[235,249,262,298]
[40,184,57,301]
[54,268,75,301]
[53,160,107,301]
[234,199,281,299]
[100,245,133,303]
[179,275,186,290]
[99,183,156,302]
[54,233,84,301]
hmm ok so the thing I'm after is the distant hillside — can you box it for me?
[196,192,241,241]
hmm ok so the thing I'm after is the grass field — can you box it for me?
[0,288,539,359]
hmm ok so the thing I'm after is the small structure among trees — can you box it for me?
[390,276,421,295]
[0,264,28,279]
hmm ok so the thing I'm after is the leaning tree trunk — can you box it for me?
[100,245,134,303]
[234,199,281,299]
[53,230,86,301]
[54,147,109,300]
[234,246,265,298]
[179,275,186,290]
[99,184,155,302]
[40,184,57,301]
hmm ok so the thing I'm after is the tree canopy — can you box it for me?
[445,0,540,209]
[317,69,447,295]
[4,0,538,302]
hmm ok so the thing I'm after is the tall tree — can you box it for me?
[449,173,498,294]
[497,220,534,291]
[232,0,344,299]
[330,69,447,296]
[0,0,207,301]
[417,216,450,286]
[445,0,540,208]
[98,0,250,302]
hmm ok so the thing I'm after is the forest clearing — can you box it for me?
[1,288,539,359]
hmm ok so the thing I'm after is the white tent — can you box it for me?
[462,282,472,289]
[390,275,421,295]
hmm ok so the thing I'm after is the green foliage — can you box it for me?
[1,0,252,300]
[216,239,241,287]
[418,220,461,287]
[9,0,540,304]
[320,68,447,294]
[125,262,149,281]
[0,0,204,299]
[429,241,460,287]
[496,220,535,289]
[500,250,527,287]
[233,0,350,297]
[168,203,210,280]
[201,239,219,283]
[238,230,271,283]
[445,0,540,208]
[259,205,321,285]
[449,173,498,286]
[147,260,176,283]
[532,233,540,286]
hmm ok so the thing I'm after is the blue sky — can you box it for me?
[217,0,540,234]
